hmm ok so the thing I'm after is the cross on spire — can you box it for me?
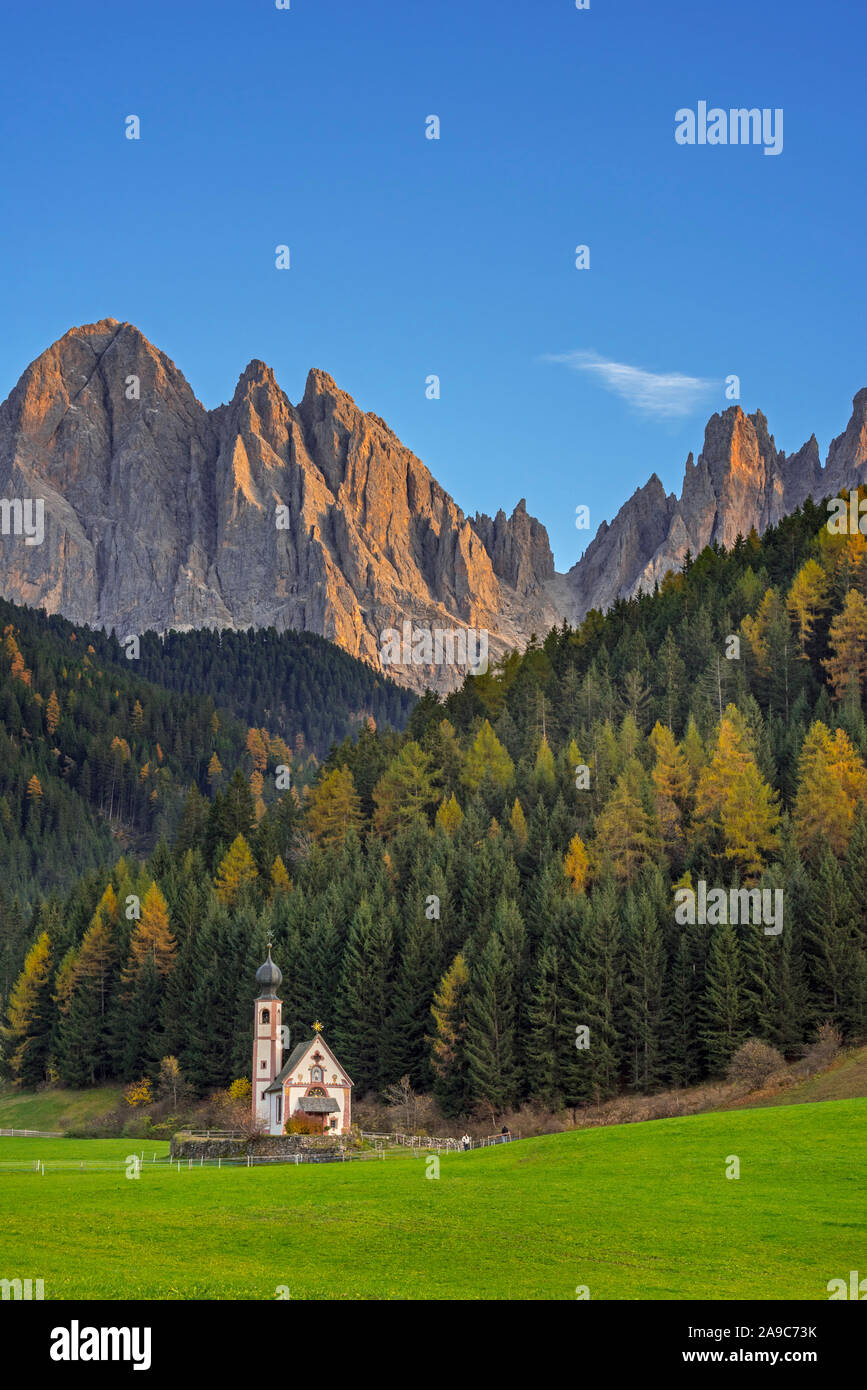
[312,1020,323,1033]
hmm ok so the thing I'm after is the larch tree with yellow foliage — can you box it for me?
[2,932,53,1087]
[270,855,291,895]
[509,797,528,846]
[462,720,514,792]
[786,559,828,657]
[307,765,362,848]
[694,707,781,880]
[214,835,259,906]
[823,589,867,700]
[124,883,176,981]
[45,689,61,734]
[563,833,589,893]
[793,721,867,860]
[429,953,471,1115]
[435,793,464,836]
[591,762,661,886]
[649,721,692,863]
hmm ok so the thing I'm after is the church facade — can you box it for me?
[252,948,353,1137]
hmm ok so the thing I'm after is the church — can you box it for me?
[252,948,353,1137]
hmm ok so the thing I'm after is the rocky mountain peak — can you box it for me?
[0,322,559,692]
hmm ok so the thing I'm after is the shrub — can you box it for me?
[726,1039,786,1092]
[285,1112,321,1135]
[802,1022,843,1072]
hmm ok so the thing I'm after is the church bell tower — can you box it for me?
[252,946,283,1127]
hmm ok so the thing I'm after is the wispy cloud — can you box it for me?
[545,350,716,419]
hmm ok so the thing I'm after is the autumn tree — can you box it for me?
[786,559,828,656]
[214,835,259,906]
[694,707,780,879]
[462,720,514,792]
[794,722,867,860]
[823,589,867,700]
[429,953,472,1116]
[2,932,53,1087]
[307,766,362,848]
[372,742,439,838]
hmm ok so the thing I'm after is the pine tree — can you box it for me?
[561,880,623,1104]
[700,922,747,1074]
[383,914,442,1090]
[333,898,393,1093]
[805,851,863,1034]
[465,931,519,1114]
[525,939,566,1107]
[623,887,668,1091]
[118,955,165,1081]
[667,931,702,1086]
[694,707,780,879]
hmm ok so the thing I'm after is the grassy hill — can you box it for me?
[0,1083,123,1132]
[0,1099,864,1299]
[735,1045,867,1110]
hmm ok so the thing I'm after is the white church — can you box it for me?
[252,947,353,1136]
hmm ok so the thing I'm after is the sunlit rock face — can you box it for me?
[0,321,559,692]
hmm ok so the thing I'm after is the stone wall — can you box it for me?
[170,1132,348,1160]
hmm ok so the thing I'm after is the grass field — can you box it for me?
[1,1099,864,1300]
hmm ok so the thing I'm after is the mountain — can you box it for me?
[0,321,559,693]
[562,395,867,622]
[3,320,867,679]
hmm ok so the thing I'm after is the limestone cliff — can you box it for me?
[0,320,559,692]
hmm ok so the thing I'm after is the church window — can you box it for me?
[276,1096,282,1123]
[260,1061,267,1069]
[261,1008,270,1024]
[307,1086,327,1097]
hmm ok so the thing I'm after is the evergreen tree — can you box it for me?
[700,922,747,1074]
[333,898,394,1093]
[465,931,520,1114]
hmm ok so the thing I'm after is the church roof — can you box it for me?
[296,1096,339,1114]
[264,1035,354,1093]
[255,948,282,999]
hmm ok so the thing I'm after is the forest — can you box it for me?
[2,491,867,1120]
[0,599,412,904]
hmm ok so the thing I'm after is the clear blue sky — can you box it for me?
[1,0,865,570]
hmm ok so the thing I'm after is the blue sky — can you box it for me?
[1,0,865,570]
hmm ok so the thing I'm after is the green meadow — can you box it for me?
[1,1098,864,1300]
